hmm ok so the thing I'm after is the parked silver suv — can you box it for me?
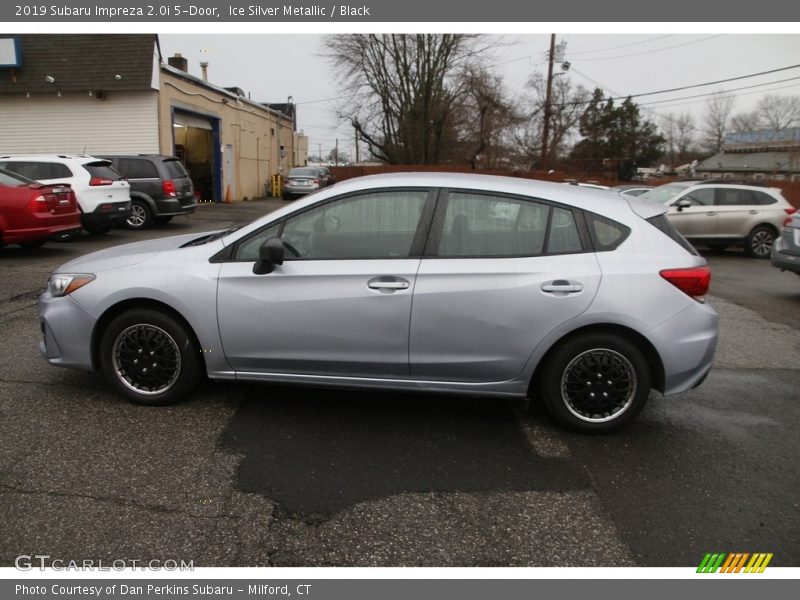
[641,181,796,258]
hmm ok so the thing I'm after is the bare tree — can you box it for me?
[454,66,520,169]
[515,74,589,168]
[730,110,763,133]
[755,94,800,130]
[701,91,735,154]
[325,34,493,164]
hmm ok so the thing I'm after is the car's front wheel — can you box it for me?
[99,309,201,406]
[537,333,651,433]
[744,225,776,258]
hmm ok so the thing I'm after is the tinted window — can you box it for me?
[0,161,72,180]
[646,214,697,255]
[281,190,427,259]
[715,188,752,206]
[680,188,714,206]
[83,162,122,180]
[163,159,189,179]
[547,207,583,254]
[585,212,631,252]
[235,224,282,261]
[749,190,777,206]
[117,158,159,179]
[438,192,555,257]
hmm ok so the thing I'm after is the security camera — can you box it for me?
[114,74,122,80]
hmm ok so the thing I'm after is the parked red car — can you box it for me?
[0,168,81,248]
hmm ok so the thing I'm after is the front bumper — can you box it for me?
[38,292,97,372]
[284,185,319,197]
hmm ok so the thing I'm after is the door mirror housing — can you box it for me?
[675,199,692,212]
[253,237,285,275]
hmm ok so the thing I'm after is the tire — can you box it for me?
[154,215,173,225]
[125,199,152,230]
[19,239,47,248]
[744,225,776,259]
[99,309,201,406]
[537,333,651,433]
[85,224,112,235]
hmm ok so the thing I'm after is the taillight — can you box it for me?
[660,266,711,299]
[89,177,113,186]
[784,207,797,226]
[29,194,50,213]
[162,180,177,197]
[313,179,320,185]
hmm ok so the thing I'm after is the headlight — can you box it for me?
[48,274,96,297]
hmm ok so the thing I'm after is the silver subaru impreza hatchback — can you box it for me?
[38,173,718,432]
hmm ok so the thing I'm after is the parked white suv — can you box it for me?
[642,181,797,258]
[0,155,131,234]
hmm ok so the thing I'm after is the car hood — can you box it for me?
[54,231,222,273]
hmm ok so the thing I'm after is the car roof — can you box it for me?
[0,154,109,165]
[299,172,664,219]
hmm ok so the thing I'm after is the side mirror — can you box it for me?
[252,237,285,275]
[675,199,692,212]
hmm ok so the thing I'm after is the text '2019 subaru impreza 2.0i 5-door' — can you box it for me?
[38,173,718,432]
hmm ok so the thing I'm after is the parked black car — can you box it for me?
[99,155,197,230]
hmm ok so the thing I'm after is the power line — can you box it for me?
[637,75,800,107]
[563,63,800,105]
[577,35,724,61]
[567,34,676,56]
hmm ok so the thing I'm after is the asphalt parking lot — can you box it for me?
[1,199,798,567]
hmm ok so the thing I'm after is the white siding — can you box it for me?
[0,91,159,155]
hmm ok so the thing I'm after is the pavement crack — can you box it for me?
[0,485,229,521]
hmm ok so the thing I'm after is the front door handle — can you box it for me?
[368,277,410,291]
[705,211,717,216]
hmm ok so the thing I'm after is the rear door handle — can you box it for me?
[705,211,717,216]
[542,280,583,294]
[368,277,410,291]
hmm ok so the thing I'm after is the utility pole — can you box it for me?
[335,138,339,166]
[540,33,556,172]
[354,126,360,164]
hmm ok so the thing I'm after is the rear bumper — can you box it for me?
[2,214,81,244]
[648,300,719,395]
[771,236,800,274]
[154,197,198,217]
[81,201,132,228]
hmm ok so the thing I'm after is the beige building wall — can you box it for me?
[157,70,296,201]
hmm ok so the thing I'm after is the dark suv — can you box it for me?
[100,155,196,229]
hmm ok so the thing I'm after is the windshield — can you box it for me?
[640,183,694,204]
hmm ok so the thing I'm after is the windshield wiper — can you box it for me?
[182,226,242,247]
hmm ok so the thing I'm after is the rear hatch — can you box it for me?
[162,158,195,205]
[81,161,130,207]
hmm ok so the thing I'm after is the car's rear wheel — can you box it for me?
[744,225,776,258]
[538,333,651,433]
[126,200,152,230]
[99,309,201,406]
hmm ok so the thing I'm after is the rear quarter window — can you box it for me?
[646,214,698,255]
[584,211,631,251]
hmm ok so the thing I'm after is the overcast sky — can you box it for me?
[159,34,800,159]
